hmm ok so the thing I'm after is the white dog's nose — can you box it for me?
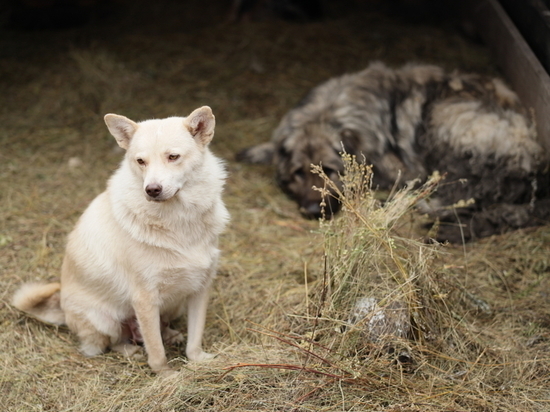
[146,183,163,198]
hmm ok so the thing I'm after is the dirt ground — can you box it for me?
[1,0,550,411]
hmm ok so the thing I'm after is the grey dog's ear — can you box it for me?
[185,106,215,146]
[104,114,139,150]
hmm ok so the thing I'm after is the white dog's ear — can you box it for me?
[104,114,139,150]
[184,106,215,146]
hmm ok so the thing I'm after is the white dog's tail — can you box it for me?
[12,282,66,325]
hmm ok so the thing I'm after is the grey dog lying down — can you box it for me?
[238,62,550,242]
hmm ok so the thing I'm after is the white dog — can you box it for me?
[12,106,229,375]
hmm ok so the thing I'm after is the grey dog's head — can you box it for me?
[274,122,362,219]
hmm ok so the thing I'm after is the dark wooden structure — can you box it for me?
[465,0,550,150]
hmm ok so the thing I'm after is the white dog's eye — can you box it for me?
[168,154,180,161]
[137,158,146,166]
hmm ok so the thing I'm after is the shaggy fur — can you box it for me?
[12,107,230,375]
[237,62,550,242]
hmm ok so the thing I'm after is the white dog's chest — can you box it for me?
[158,262,212,293]
[138,243,218,294]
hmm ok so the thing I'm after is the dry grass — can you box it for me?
[1,1,550,410]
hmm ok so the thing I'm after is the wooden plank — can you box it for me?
[499,0,550,75]
[465,0,550,149]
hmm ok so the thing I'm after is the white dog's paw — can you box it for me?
[111,343,142,357]
[186,349,215,362]
[162,327,184,345]
[80,342,106,357]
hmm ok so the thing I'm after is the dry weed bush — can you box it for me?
[234,154,550,410]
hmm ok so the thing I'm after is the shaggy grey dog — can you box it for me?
[237,62,550,242]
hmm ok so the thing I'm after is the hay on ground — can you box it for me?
[1,1,550,410]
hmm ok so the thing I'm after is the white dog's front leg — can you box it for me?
[186,287,214,362]
[133,292,171,374]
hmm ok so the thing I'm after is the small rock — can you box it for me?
[349,297,411,342]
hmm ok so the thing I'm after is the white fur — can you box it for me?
[430,100,540,171]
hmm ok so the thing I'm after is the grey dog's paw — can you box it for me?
[235,142,275,164]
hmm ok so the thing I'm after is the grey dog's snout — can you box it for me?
[300,196,341,220]
[302,202,322,219]
[146,183,163,198]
